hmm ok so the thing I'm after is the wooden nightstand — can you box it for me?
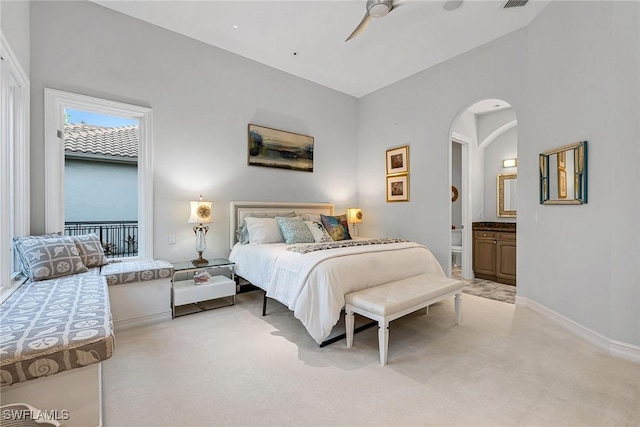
[171,258,236,318]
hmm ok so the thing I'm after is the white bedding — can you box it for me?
[229,240,445,344]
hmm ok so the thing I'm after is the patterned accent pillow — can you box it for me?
[70,234,109,268]
[320,214,352,241]
[13,233,61,276]
[304,221,333,243]
[276,217,315,244]
[15,236,88,281]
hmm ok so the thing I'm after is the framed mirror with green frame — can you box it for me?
[539,141,587,205]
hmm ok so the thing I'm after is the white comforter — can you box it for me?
[229,241,445,344]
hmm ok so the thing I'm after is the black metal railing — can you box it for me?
[64,221,138,258]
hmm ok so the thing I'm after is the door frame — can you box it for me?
[451,132,473,279]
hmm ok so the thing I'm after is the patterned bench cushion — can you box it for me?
[101,259,173,286]
[0,272,114,388]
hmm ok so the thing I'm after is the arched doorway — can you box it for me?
[449,99,517,283]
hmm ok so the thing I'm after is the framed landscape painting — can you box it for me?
[248,124,314,172]
[386,145,409,175]
[386,174,409,202]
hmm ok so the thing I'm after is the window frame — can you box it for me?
[44,89,153,260]
[0,32,30,300]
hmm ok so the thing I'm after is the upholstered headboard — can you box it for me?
[229,201,334,249]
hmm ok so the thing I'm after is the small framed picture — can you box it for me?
[386,145,409,175]
[386,174,409,202]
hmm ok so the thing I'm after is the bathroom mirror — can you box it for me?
[539,141,587,204]
[497,173,517,218]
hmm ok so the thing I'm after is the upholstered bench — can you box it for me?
[0,270,115,426]
[345,274,464,366]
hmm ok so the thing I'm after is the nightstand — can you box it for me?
[171,258,236,318]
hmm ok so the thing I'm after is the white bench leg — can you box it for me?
[379,321,389,366]
[345,307,355,348]
[455,293,462,325]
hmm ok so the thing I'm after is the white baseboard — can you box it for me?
[113,311,171,331]
[516,296,640,364]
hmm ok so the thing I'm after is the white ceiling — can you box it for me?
[93,0,550,98]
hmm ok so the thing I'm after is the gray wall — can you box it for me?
[520,1,639,346]
[483,126,517,223]
[1,0,30,76]
[29,1,358,262]
[358,1,639,346]
[64,159,138,222]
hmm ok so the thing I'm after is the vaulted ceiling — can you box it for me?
[93,0,550,98]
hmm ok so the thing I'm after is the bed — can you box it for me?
[228,201,445,344]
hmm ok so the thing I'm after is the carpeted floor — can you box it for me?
[102,290,640,427]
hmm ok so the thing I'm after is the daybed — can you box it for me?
[1,234,173,427]
[228,201,448,345]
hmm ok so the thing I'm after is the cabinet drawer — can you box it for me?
[498,232,516,242]
[474,231,496,239]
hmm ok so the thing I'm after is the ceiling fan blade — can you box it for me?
[390,0,412,11]
[345,13,371,42]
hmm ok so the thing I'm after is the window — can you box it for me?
[44,89,153,260]
[0,34,30,297]
[64,109,140,259]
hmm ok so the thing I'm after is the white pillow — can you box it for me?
[304,221,333,243]
[245,217,285,244]
[302,213,322,223]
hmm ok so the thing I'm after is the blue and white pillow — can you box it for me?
[276,217,315,245]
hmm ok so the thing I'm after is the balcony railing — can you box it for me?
[64,221,138,258]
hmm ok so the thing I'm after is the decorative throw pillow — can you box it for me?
[15,236,88,281]
[320,214,352,241]
[276,217,315,244]
[70,234,109,268]
[245,217,286,244]
[236,212,296,244]
[13,233,61,276]
[304,221,333,243]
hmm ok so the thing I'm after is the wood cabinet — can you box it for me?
[472,223,516,285]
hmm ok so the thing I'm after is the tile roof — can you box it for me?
[64,123,138,158]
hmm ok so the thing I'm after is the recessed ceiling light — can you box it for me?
[232,25,238,30]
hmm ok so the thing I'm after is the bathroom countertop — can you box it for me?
[472,222,516,232]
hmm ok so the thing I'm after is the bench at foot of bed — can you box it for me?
[345,274,464,366]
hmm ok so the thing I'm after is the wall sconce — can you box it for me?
[502,158,517,168]
[347,207,363,237]
[188,195,212,266]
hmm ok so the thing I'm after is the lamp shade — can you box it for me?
[188,199,212,224]
[347,208,363,224]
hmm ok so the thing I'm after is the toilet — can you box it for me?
[451,229,462,267]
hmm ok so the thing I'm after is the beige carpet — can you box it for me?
[103,291,640,427]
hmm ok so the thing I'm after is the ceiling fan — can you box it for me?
[345,0,464,42]
[345,0,404,42]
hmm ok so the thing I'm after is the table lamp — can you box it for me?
[188,195,212,265]
[347,207,363,237]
